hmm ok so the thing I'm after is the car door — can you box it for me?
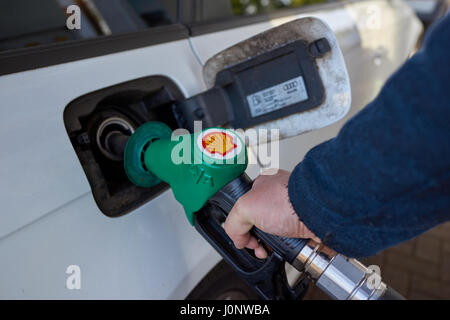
[0,0,220,299]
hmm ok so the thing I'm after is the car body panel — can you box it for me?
[0,38,221,299]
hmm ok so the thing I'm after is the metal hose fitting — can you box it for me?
[292,240,390,300]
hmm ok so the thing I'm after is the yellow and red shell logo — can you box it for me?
[197,128,242,160]
[202,131,236,156]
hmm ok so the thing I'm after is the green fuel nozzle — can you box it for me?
[122,122,403,301]
[124,121,247,225]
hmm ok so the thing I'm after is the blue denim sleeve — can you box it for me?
[287,14,450,258]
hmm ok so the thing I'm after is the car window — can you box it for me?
[0,0,178,53]
[186,0,345,23]
[231,0,340,16]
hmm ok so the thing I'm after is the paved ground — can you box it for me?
[304,222,450,300]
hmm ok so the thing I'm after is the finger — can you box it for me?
[224,218,253,249]
[224,200,254,249]
[245,236,268,259]
[245,236,261,250]
[254,245,268,259]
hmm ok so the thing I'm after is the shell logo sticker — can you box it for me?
[197,128,242,160]
[202,132,236,156]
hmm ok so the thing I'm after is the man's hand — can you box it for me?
[224,170,321,259]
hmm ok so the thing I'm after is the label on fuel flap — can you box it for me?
[246,76,309,118]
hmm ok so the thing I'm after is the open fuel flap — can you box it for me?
[63,76,182,217]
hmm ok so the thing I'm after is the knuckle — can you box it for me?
[223,219,232,234]
[233,197,246,213]
[234,236,249,249]
[254,175,266,184]
[234,239,245,249]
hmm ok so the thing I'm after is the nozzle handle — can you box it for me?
[210,174,406,300]
[209,173,308,265]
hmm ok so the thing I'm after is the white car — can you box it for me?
[0,0,422,299]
